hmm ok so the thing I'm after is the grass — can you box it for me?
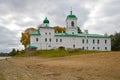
[21,49,107,58]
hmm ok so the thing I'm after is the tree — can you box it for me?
[77,27,82,33]
[9,48,17,56]
[54,26,65,33]
[20,28,36,50]
[111,32,120,51]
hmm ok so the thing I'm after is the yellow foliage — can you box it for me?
[54,26,65,33]
[20,28,36,50]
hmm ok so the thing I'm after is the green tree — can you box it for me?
[77,27,82,33]
[111,32,120,51]
[9,48,17,56]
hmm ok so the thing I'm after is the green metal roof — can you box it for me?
[43,17,49,23]
[67,11,77,19]
[86,34,110,38]
[31,30,40,35]
[39,26,54,29]
[29,45,37,49]
[67,14,77,19]
[55,33,110,38]
[31,29,109,38]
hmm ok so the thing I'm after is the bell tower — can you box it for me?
[66,10,78,34]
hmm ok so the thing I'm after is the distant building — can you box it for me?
[30,11,111,51]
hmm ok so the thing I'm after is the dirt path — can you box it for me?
[0,52,120,80]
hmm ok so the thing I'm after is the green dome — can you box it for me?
[67,14,77,18]
[67,11,77,19]
[43,17,49,23]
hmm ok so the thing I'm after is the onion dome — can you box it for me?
[67,11,77,19]
[43,17,49,23]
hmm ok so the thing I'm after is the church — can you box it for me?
[30,11,111,51]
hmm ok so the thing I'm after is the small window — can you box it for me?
[49,38,51,42]
[105,40,107,44]
[105,47,107,50]
[36,38,39,42]
[93,40,95,44]
[45,32,47,35]
[82,39,84,44]
[86,47,88,50]
[71,21,74,27]
[97,40,99,44]
[72,32,74,34]
[82,47,84,50]
[73,44,75,48]
[56,39,58,42]
[98,47,100,50]
[49,32,51,35]
[60,39,62,42]
[86,39,88,44]
[93,47,95,50]
[45,38,47,42]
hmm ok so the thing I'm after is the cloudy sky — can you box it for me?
[0,0,120,52]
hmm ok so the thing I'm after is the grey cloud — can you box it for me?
[84,0,120,34]
[0,0,120,52]
[0,26,21,52]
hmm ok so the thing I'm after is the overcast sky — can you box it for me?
[0,0,120,52]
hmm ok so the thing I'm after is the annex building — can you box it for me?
[30,11,111,51]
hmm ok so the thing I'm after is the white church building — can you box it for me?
[30,11,111,51]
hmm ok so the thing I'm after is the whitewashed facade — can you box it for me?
[30,11,111,51]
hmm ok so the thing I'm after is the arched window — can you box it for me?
[60,39,62,42]
[97,40,99,44]
[98,47,100,50]
[86,47,88,50]
[93,47,95,50]
[71,21,74,27]
[45,38,47,42]
[49,38,51,42]
[82,39,84,44]
[73,44,75,48]
[56,39,58,42]
[86,39,88,44]
[82,47,84,50]
[105,47,107,50]
[105,40,107,44]
[93,39,95,44]
[36,38,39,42]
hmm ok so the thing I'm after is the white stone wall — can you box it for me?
[66,27,78,34]
[66,18,78,34]
[66,18,77,27]
[30,33,111,51]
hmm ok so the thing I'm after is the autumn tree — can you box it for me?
[54,26,65,33]
[20,28,36,50]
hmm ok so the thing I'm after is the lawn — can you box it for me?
[19,49,108,58]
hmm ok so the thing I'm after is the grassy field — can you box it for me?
[17,49,109,57]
